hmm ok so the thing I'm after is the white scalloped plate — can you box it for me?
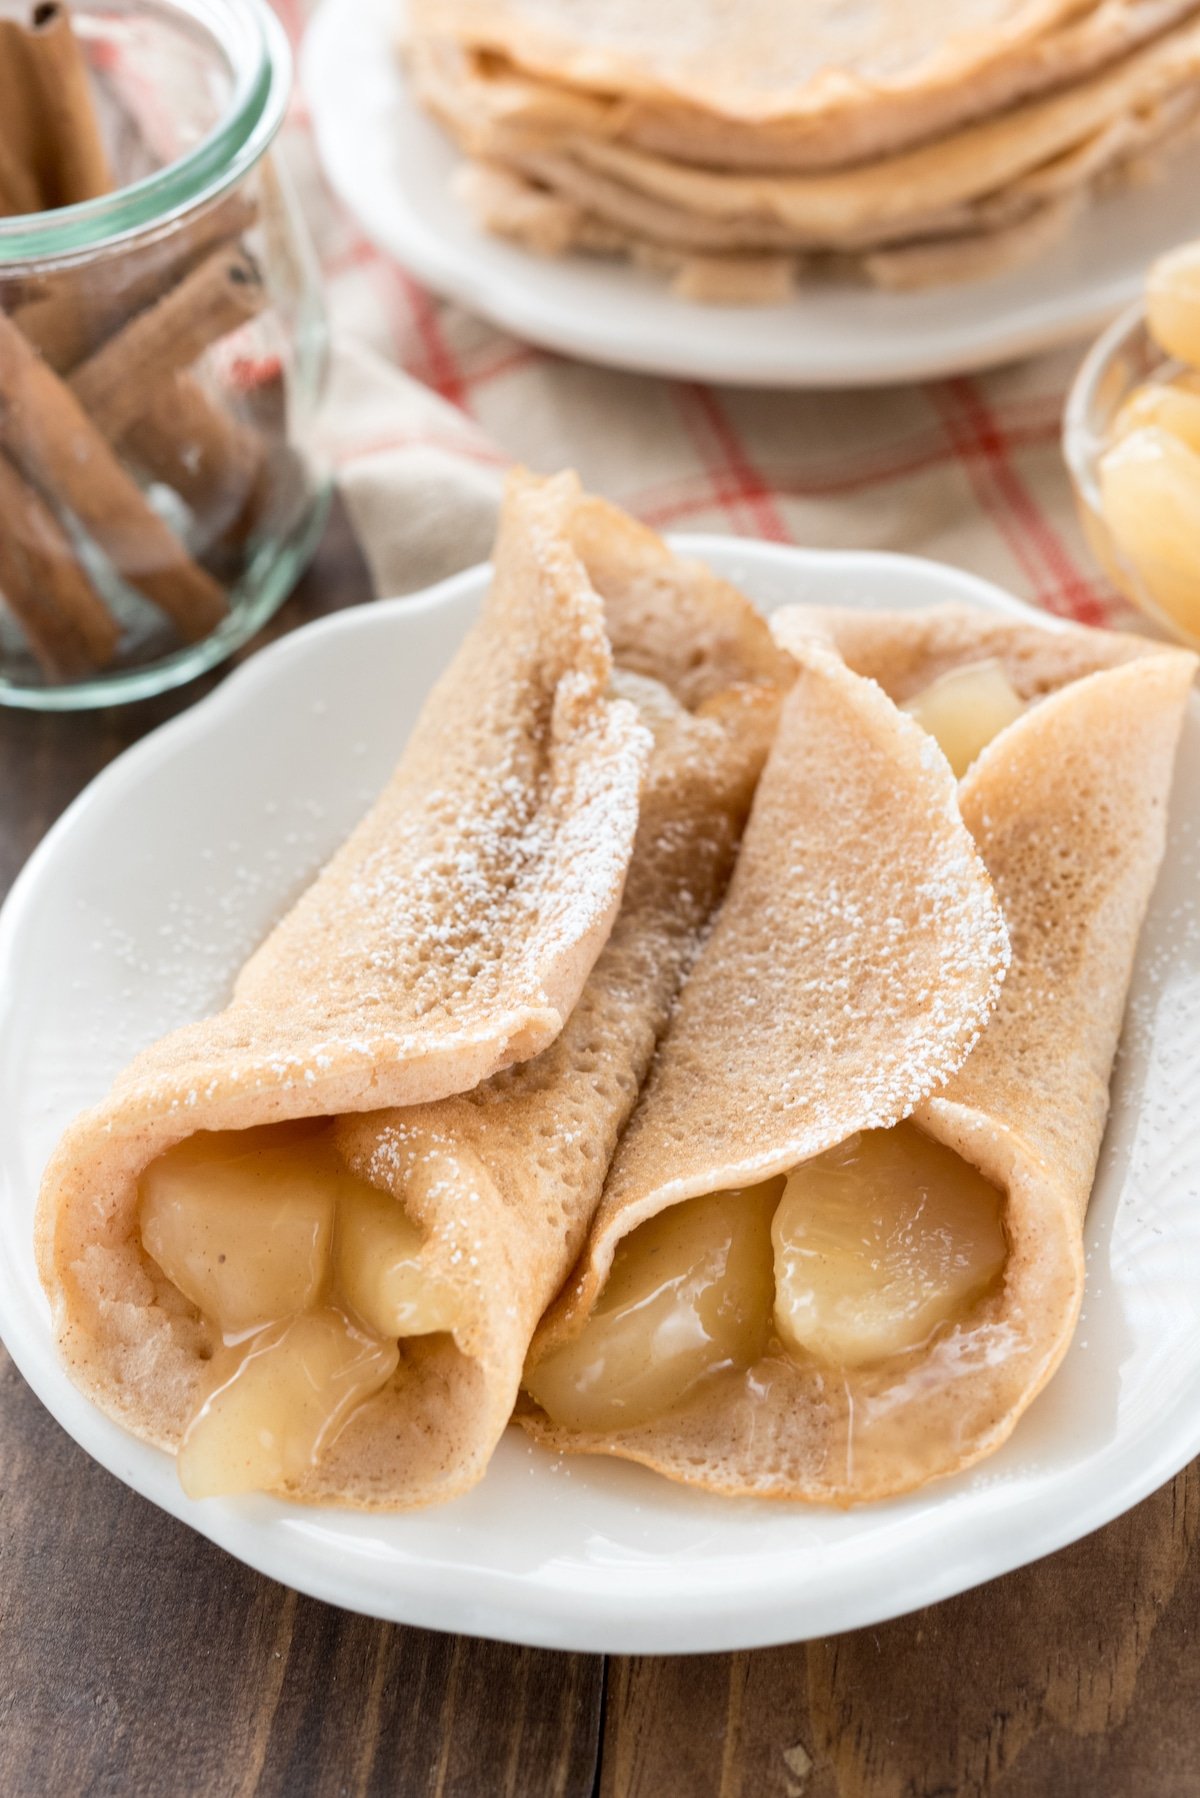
[302,0,1200,387]
[1,539,1198,1654]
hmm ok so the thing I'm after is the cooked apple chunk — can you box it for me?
[902,658,1024,778]
[139,1126,338,1337]
[177,1307,398,1499]
[336,1183,462,1339]
[772,1124,1007,1368]
[526,1180,783,1433]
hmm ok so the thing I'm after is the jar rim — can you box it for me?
[0,0,291,268]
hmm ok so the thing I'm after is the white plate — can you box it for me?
[1,540,1198,1654]
[302,0,1200,387]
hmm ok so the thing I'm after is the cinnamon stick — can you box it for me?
[12,189,270,542]
[25,2,113,206]
[0,22,44,210]
[123,374,267,545]
[0,4,111,212]
[0,450,118,678]
[12,188,259,371]
[0,309,227,642]
[64,245,269,543]
[69,245,266,440]
[0,125,42,217]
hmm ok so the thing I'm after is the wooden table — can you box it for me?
[2,501,1196,1798]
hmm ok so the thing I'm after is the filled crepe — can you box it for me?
[33,474,648,1476]
[34,480,793,1504]
[522,608,1196,1502]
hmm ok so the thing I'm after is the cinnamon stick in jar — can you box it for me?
[69,245,266,440]
[64,243,272,546]
[25,2,114,206]
[0,19,46,213]
[0,309,227,642]
[11,190,270,548]
[12,189,259,372]
[0,2,112,212]
[123,373,267,547]
[0,450,118,678]
[0,131,42,218]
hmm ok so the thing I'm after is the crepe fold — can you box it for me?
[521,609,1196,1503]
[34,478,795,1502]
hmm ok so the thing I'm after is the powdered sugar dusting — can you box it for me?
[104,472,651,1115]
[598,641,1010,1219]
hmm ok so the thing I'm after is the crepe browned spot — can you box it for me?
[33,483,793,1502]
[521,609,1196,1502]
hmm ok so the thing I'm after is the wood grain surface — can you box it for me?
[1,501,1196,1798]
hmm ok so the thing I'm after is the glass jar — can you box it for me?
[0,0,329,708]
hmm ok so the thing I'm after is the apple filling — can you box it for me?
[138,1122,461,1498]
[524,1181,783,1434]
[901,659,1025,778]
[770,1126,1007,1367]
[176,1309,400,1500]
[1099,426,1200,640]
[528,1123,1007,1432]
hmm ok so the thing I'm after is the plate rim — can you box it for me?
[2,537,1198,1654]
[299,0,1155,388]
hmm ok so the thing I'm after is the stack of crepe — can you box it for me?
[405,0,1200,298]
[35,473,1195,1513]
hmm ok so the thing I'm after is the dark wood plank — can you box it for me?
[601,1458,1200,1798]
[0,492,371,893]
[0,498,603,1798]
[0,1344,603,1798]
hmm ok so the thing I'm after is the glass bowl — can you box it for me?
[1063,298,1200,651]
[0,0,330,709]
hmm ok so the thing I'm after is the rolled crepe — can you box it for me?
[521,608,1196,1503]
[33,472,648,1447]
[34,481,793,1503]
